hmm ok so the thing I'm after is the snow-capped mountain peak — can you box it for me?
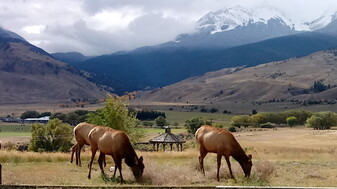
[197,6,293,34]
[303,9,337,31]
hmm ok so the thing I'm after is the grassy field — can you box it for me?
[1,126,337,187]
[0,124,31,137]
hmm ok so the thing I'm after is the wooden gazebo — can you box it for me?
[149,127,185,151]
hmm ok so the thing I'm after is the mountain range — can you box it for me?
[70,6,337,95]
[4,5,337,107]
[0,27,107,105]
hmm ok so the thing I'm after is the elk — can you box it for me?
[195,125,252,181]
[87,126,144,183]
[70,122,106,166]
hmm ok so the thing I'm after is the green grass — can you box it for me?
[0,124,31,137]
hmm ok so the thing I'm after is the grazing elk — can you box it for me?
[195,125,252,181]
[87,126,144,183]
[70,122,105,167]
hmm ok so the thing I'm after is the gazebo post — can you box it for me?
[156,143,159,151]
[163,143,166,151]
[153,143,156,151]
[170,143,173,151]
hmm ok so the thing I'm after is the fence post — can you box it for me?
[0,163,2,185]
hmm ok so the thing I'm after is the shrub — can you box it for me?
[306,111,337,129]
[260,122,276,128]
[185,117,211,134]
[228,126,237,132]
[286,116,297,127]
[253,160,275,181]
[231,115,251,128]
[29,118,72,152]
[155,116,168,127]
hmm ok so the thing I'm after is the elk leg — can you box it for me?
[70,143,77,163]
[87,146,97,179]
[199,146,208,174]
[114,156,124,184]
[225,156,234,179]
[217,154,222,182]
[111,155,117,177]
[98,152,105,174]
[77,143,84,167]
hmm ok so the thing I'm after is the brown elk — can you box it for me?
[195,125,252,181]
[70,122,104,166]
[87,126,144,183]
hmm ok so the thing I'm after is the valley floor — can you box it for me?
[1,127,337,186]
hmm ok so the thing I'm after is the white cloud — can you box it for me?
[0,0,337,56]
[22,25,45,34]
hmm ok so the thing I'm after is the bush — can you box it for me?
[155,116,168,127]
[306,111,337,130]
[253,160,275,181]
[29,118,72,152]
[231,115,251,128]
[286,116,297,127]
[185,117,211,134]
[260,122,276,128]
[227,126,237,132]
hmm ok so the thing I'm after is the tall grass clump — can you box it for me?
[0,150,70,163]
[248,160,275,185]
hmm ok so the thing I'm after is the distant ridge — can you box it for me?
[133,50,337,113]
[52,52,92,65]
[0,27,108,104]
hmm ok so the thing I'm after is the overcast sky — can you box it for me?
[1,0,337,56]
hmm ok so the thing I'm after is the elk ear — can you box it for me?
[139,156,143,162]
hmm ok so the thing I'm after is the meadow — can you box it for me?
[1,126,337,187]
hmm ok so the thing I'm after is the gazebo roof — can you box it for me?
[149,127,185,144]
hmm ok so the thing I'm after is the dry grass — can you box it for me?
[1,127,337,187]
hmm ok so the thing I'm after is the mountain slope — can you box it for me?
[76,32,337,94]
[133,50,337,109]
[52,52,92,65]
[0,28,107,104]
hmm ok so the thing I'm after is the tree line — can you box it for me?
[231,110,337,130]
